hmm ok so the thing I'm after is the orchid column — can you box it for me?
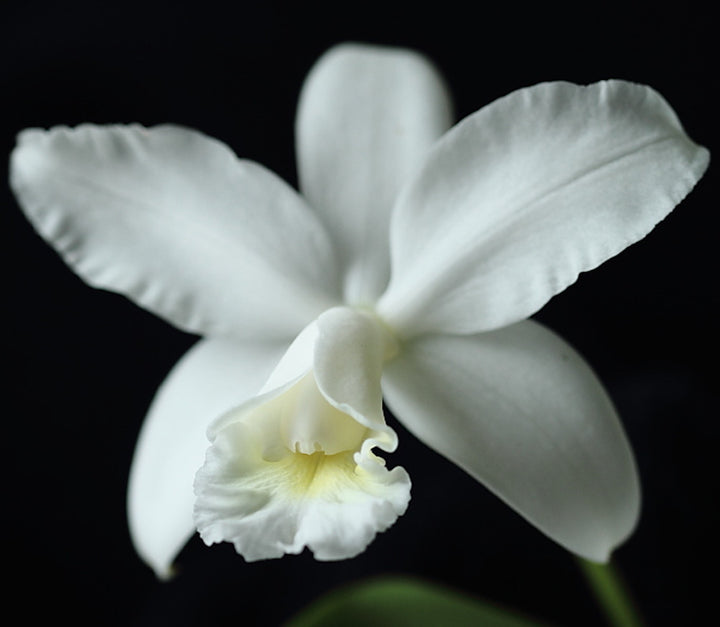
[10,43,709,579]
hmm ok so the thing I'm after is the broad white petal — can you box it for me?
[128,337,286,578]
[377,81,709,336]
[296,43,453,305]
[11,125,341,340]
[382,320,640,562]
[195,306,409,560]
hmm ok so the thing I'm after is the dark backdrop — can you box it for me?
[4,2,716,626]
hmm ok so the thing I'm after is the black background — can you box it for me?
[4,2,716,626]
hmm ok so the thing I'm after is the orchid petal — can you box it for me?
[195,307,410,561]
[128,337,286,578]
[377,80,709,336]
[194,417,410,561]
[382,320,640,562]
[11,124,341,340]
[296,43,453,305]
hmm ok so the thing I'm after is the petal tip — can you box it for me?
[154,562,179,582]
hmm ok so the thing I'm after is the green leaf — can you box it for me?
[285,576,550,627]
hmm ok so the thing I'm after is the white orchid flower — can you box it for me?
[10,43,708,579]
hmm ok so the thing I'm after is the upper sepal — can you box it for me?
[296,43,453,304]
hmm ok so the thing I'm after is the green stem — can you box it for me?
[577,558,644,627]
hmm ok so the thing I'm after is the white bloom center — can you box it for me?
[193,307,409,561]
[277,372,368,456]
